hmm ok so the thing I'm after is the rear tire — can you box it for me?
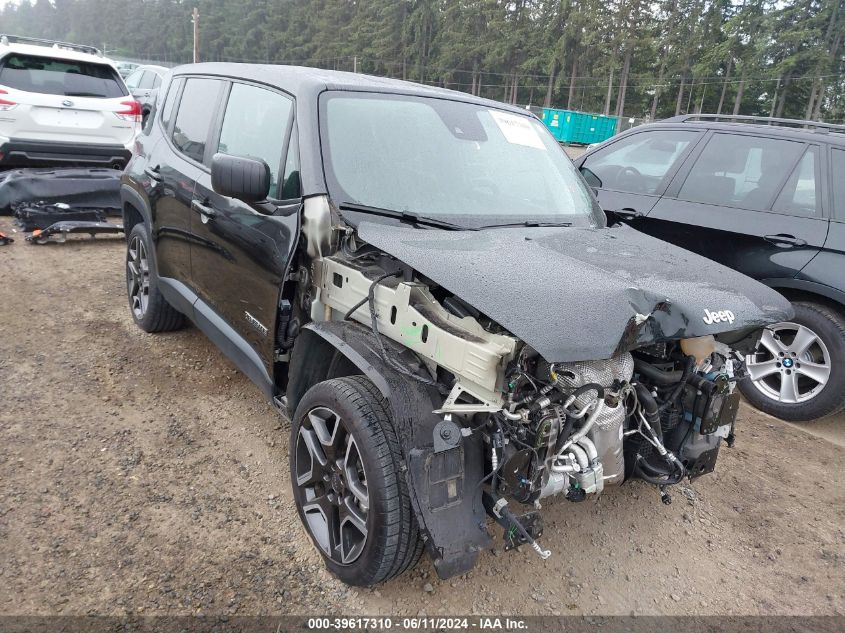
[740,301,845,421]
[126,223,184,333]
[290,376,423,586]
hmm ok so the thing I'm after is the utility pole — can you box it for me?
[192,7,199,63]
[353,56,358,73]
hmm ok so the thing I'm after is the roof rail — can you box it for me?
[666,113,845,135]
[0,34,103,57]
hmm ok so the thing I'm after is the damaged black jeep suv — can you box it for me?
[121,64,792,586]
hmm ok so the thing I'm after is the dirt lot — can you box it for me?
[1,216,843,617]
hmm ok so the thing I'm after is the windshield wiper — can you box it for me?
[477,220,573,229]
[64,92,104,97]
[338,203,477,231]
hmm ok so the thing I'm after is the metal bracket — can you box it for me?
[433,382,503,415]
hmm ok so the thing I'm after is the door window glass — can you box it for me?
[832,149,845,221]
[217,82,293,198]
[581,130,699,194]
[159,77,181,130]
[172,78,223,164]
[772,146,820,217]
[138,71,156,90]
[678,134,804,210]
[125,69,143,89]
[152,73,162,89]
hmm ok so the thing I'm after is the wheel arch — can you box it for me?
[761,278,845,318]
[120,183,152,237]
[286,320,491,580]
[286,325,391,415]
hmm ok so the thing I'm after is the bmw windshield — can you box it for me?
[320,92,604,229]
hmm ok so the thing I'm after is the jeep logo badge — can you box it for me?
[703,308,735,325]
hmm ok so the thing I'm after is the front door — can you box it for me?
[190,80,301,375]
[577,127,705,219]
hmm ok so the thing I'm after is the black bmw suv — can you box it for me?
[576,115,845,422]
[121,65,791,585]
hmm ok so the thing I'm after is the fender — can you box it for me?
[120,182,152,228]
[287,321,492,579]
[761,277,845,309]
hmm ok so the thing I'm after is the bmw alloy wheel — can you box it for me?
[746,322,832,404]
[294,406,370,565]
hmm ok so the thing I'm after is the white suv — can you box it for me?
[0,35,140,169]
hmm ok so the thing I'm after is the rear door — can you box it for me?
[796,146,843,296]
[150,76,225,285]
[641,132,829,281]
[577,127,704,218]
[0,52,137,145]
[190,79,301,374]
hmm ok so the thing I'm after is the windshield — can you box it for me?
[320,92,603,229]
[0,53,127,98]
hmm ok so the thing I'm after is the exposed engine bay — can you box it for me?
[482,340,741,555]
[301,204,749,563]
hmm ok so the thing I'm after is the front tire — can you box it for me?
[290,376,423,585]
[740,301,845,421]
[126,223,184,333]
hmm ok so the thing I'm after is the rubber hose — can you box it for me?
[634,359,683,385]
[634,382,663,441]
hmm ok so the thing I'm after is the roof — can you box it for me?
[172,63,528,115]
[0,41,114,67]
[645,115,845,146]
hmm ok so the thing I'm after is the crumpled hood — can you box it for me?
[356,221,793,362]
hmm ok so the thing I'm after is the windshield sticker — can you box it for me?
[489,111,546,150]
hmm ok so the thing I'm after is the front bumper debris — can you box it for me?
[26,221,124,244]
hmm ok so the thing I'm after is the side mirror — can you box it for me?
[579,166,603,189]
[211,153,271,203]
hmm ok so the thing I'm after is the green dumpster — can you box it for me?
[541,108,617,145]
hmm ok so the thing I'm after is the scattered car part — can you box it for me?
[0,231,12,245]
[14,202,107,231]
[25,220,123,244]
[0,167,121,214]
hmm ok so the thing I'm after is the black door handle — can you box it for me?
[764,234,807,247]
[612,207,643,220]
[191,199,216,219]
[144,165,162,181]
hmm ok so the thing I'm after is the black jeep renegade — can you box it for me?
[121,64,791,586]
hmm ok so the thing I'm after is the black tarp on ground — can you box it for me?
[0,168,122,215]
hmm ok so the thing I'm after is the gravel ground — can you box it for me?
[1,216,843,617]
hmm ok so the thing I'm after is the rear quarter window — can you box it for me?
[0,53,127,98]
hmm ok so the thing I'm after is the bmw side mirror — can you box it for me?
[211,153,271,203]
[580,166,602,189]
